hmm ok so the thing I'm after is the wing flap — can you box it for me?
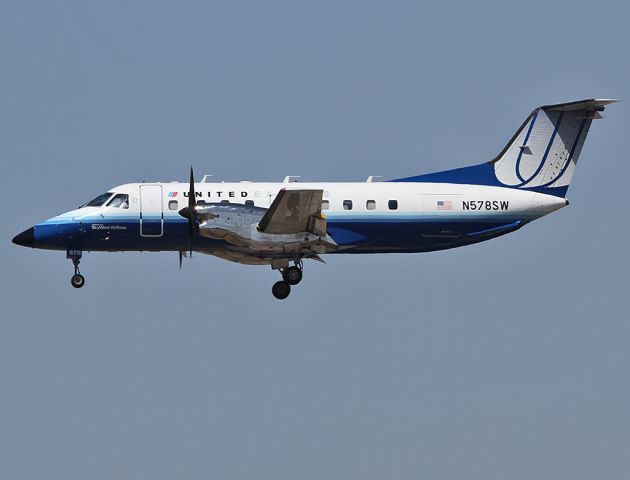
[258,189,324,234]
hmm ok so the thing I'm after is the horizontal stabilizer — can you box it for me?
[543,98,617,111]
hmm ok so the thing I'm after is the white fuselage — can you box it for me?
[29,180,566,263]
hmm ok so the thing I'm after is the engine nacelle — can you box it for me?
[195,203,336,255]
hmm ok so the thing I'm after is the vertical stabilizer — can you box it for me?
[392,99,617,197]
[491,99,616,196]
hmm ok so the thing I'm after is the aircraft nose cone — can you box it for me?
[12,227,35,247]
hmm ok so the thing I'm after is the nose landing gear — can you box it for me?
[272,260,303,300]
[67,250,85,289]
[71,271,85,289]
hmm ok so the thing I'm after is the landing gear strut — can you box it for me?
[272,260,303,299]
[67,251,85,289]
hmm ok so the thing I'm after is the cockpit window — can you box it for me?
[81,192,114,208]
[106,194,129,209]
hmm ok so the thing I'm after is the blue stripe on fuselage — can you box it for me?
[33,214,527,253]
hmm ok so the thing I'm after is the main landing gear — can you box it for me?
[67,250,85,289]
[272,280,291,300]
[271,261,303,300]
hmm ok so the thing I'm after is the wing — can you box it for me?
[257,189,325,235]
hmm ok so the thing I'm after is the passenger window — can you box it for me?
[388,200,398,210]
[366,200,376,210]
[343,200,353,210]
[168,200,178,210]
[245,200,254,206]
[107,194,129,209]
[322,200,330,210]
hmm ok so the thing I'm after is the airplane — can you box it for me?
[12,99,616,299]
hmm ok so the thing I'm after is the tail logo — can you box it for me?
[494,108,592,191]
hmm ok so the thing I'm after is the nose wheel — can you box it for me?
[68,254,85,289]
[71,273,85,288]
[272,261,303,299]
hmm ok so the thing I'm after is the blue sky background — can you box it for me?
[1,1,629,478]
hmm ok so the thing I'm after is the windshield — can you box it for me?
[81,192,114,208]
[106,194,129,209]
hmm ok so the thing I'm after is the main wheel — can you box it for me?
[283,266,303,285]
[71,274,85,289]
[272,280,291,300]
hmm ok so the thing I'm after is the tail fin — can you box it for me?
[392,99,617,197]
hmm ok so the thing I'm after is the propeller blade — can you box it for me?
[179,251,183,270]
[178,167,198,220]
[188,166,195,209]
[188,216,194,257]
[189,167,195,256]
[177,167,197,258]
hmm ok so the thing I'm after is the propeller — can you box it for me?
[178,167,198,261]
[178,250,189,270]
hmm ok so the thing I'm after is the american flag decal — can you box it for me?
[168,192,178,198]
[436,200,453,210]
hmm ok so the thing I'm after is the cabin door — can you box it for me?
[139,185,163,237]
